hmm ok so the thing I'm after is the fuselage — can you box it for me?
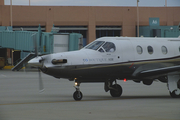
[28,37,180,82]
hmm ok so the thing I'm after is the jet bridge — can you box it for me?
[0,25,83,70]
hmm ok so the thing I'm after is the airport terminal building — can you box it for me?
[0,0,180,43]
[0,0,180,68]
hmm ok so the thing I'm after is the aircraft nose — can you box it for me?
[28,56,43,67]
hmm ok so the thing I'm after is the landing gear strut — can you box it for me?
[104,80,123,97]
[73,82,83,101]
[168,75,180,98]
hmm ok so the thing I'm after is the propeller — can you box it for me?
[38,68,44,92]
[32,33,45,92]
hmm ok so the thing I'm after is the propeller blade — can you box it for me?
[38,69,44,92]
[33,33,38,57]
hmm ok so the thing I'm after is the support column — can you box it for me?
[0,0,4,5]
[87,7,96,44]
[2,6,10,26]
[46,7,54,32]
[88,24,96,44]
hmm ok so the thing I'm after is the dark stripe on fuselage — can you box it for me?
[44,55,180,82]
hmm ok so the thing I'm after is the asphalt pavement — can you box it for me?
[0,70,180,120]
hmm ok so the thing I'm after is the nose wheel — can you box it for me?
[73,82,83,101]
[73,91,83,101]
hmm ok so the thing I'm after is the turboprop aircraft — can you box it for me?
[28,36,180,100]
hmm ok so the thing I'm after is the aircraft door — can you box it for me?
[120,40,135,62]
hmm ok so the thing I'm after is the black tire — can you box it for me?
[110,84,123,97]
[142,80,153,85]
[73,91,83,101]
[170,90,180,98]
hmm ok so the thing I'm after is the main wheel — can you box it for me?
[170,90,180,98]
[110,84,123,97]
[73,91,83,101]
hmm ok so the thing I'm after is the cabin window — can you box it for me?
[136,46,143,54]
[102,42,116,52]
[85,41,105,50]
[147,46,153,54]
[161,46,168,54]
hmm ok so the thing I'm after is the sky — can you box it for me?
[4,0,180,7]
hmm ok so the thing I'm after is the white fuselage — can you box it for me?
[28,36,180,99]
[28,37,180,81]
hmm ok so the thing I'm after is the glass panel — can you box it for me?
[85,41,105,50]
[137,46,143,54]
[96,30,121,38]
[96,26,121,38]
[162,46,168,54]
[147,46,153,54]
[102,42,116,52]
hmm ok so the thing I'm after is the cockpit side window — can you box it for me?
[98,48,105,52]
[102,42,116,52]
[85,41,105,50]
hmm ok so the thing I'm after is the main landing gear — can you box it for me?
[168,75,180,98]
[104,80,123,97]
[73,79,123,101]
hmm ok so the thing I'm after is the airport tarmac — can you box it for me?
[0,70,180,120]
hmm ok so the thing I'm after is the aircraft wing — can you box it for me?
[133,65,180,78]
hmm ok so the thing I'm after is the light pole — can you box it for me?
[10,0,13,66]
[10,0,12,27]
[137,0,139,37]
[165,0,167,7]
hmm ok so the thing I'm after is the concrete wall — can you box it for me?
[0,5,180,43]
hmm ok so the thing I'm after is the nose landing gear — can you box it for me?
[73,82,83,101]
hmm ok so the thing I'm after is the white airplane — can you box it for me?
[28,36,180,100]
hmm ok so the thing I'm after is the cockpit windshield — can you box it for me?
[85,41,105,50]
[102,42,116,52]
[85,41,116,52]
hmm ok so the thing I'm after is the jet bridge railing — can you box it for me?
[0,29,54,54]
[0,31,38,52]
[12,53,35,71]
